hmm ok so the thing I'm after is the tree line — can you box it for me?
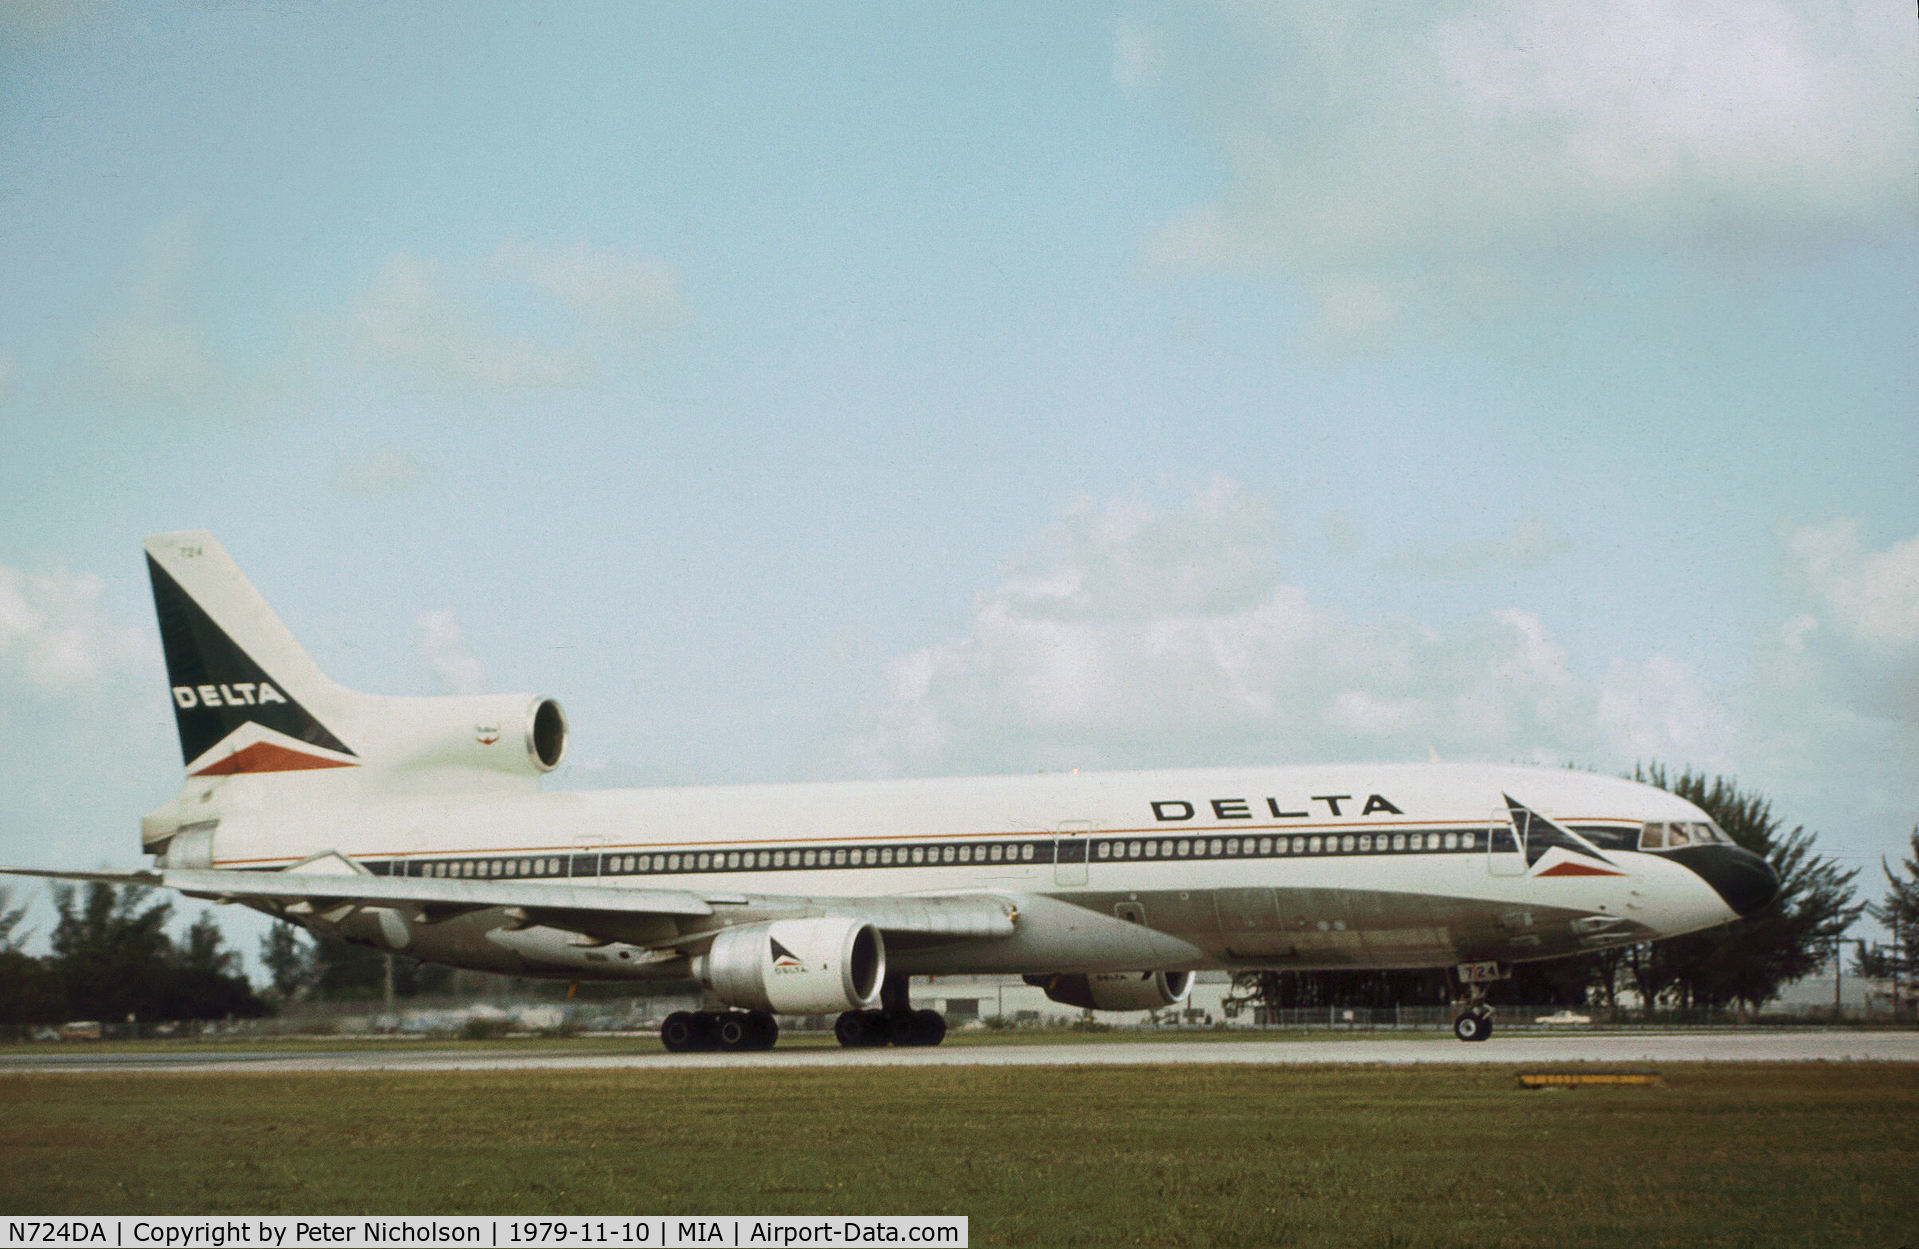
[0,881,549,1030]
[0,883,267,1027]
[1865,824,1919,991]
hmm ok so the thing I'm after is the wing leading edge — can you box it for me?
[0,864,1020,951]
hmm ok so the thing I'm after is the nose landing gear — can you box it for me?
[834,974,947,1047]
[1452,1004,1494,1043]
[1451,960,1503,1043]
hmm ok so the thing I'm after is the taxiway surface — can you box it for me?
[6,1030,1916,1074]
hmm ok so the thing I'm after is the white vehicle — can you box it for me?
[1533,1010,1594,1025]
[5,533,1779,1050]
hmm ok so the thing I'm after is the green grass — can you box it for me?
[3,1064,1914,1248]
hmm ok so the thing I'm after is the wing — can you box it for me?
[0,863,1018,951]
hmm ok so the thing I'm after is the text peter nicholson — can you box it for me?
[1,1216,968,1249]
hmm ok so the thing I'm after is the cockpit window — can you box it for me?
[1639,820,1729,851]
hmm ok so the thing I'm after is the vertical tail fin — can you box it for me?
[141,530,562,864]
[145,531,360,776]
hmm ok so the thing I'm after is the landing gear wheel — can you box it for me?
[661,1011,705,1052]
[893,1008,946,1048]
[748,1011,779,1050]
[715,1012,756,1052]
[835,1009,888,1047]
[865,972,947,1048]
[1452,1010,1493,1043]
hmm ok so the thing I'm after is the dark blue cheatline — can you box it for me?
[356,826,1498,882]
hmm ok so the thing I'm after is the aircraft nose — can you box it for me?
[1670,844,1780,918]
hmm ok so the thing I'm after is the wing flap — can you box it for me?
[0,865,1017,954]
[523,892,1019,950]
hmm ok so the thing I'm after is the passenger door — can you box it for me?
[1488,810,1526,876]
[1054,820,1092,887]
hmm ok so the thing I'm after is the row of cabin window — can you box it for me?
[1096,830,1478,860]
[410,829,1484,881]
[604,842,1043,874]
[420,857,566,879]
[416,842,1046,879]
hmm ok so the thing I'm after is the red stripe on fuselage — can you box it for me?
[1536,861,1623,878]
[190,741,359,775]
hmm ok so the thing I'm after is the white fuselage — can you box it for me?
[181,761,1740,981]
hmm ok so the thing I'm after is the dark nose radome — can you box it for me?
[1669,844,1781,918]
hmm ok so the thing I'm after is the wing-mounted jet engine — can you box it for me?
[1027,970,1195,1012]
[693,917,886,1016]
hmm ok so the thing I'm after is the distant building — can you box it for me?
[1759,957,1897,1017]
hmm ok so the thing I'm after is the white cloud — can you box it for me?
[0,553,272,962]
[1785,518,1919,654]
[489,240,682,336]
[1388,512,1572,578]
[1113,16,1160,90]
[333,446,428,497]
[1664,517,1919,876]
[1597,654,1737,765]
[0,0,89,42]
[350,252,588,390]
[0,562,154,693]
[414,609,485,695]
[80,215,222,411]
[0,555,172,887]
[64,224,680,417]
[839,482,1727,777]
[1130,1,1917,341]
[350,241,682,391]
[71,214,291,422]
[1760,517,1919,733]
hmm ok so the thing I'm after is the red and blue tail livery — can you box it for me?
[148,554,357,774]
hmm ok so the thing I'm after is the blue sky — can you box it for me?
[1,2,1914,955]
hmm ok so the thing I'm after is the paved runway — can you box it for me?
[5,1030,1916,1074]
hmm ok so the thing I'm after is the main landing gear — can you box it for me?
[834,974,947,1048]
[660,1009,779,1053]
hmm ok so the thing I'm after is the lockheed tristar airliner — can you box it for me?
[4,533,1780,1049]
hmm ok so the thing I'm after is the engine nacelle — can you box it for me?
[693,918,885,1015]
[378,693,568,777]
[1027,970,1194,1012]
[141,693,568,852]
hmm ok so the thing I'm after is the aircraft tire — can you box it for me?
[1452,1012,1492,1043]
[661,1011,705,1052]
[749,1011,779,1050]
[894,1009,946,1047]
[834,1009,887,1047]
[715,1012,756,1052]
